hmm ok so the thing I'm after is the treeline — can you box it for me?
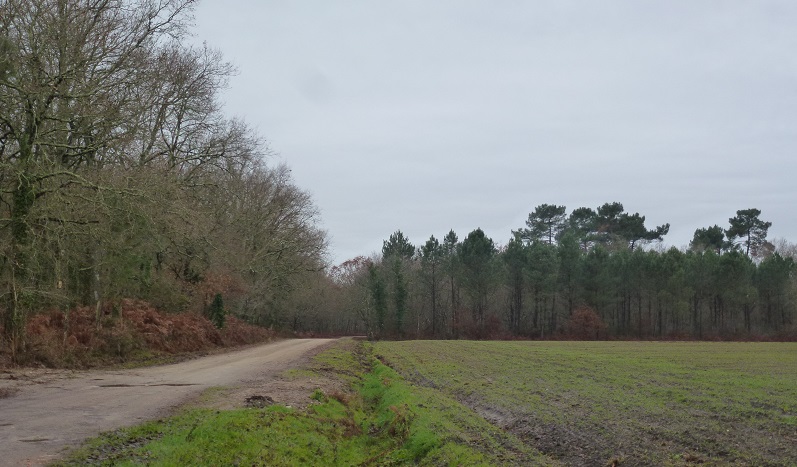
[303,203,795,340]
[2,2,794,353]
[0,0,326,357]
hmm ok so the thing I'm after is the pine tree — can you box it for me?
[726,209,772,257]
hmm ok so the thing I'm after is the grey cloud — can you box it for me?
[194,1,797,263]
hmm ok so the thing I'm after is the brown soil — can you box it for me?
[457,396,616,466]
[462,394,793,466]
[185,338,346,412]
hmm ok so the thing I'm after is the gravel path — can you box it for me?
[0,338,335,466]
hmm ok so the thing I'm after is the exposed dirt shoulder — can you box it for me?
[185,338,346,411]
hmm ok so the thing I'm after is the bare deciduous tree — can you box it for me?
[0,0,328,357]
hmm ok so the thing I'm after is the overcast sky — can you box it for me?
[192,1,797,264]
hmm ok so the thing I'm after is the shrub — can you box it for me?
[566,306,607,340]
[207,293,226,329]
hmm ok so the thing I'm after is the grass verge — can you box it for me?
[55,339,557,466]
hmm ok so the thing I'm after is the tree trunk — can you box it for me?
[637,294,643,338]
[3,168,36,358]
[450,275,458,338]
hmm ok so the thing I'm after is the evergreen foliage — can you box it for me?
[420,236,443,336]
[392,258,408,336]
[208,293,226,329]
[345,204,793,341]
[691,225,727,254]
[367,263,388,338]
[518,204,567,245]
[726,208,773,256]
[382,230,415,260]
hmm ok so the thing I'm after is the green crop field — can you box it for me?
[59,340,797,466]
[375,341,797,465]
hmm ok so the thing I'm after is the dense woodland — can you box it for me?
[1,2,795,359]
[303,204,796,341]
[0,0,326,357]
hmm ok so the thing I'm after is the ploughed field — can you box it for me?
[374,341,797,466]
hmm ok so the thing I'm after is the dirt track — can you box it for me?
[0,338,335,466]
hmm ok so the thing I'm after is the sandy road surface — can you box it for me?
[0,338,335,466]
